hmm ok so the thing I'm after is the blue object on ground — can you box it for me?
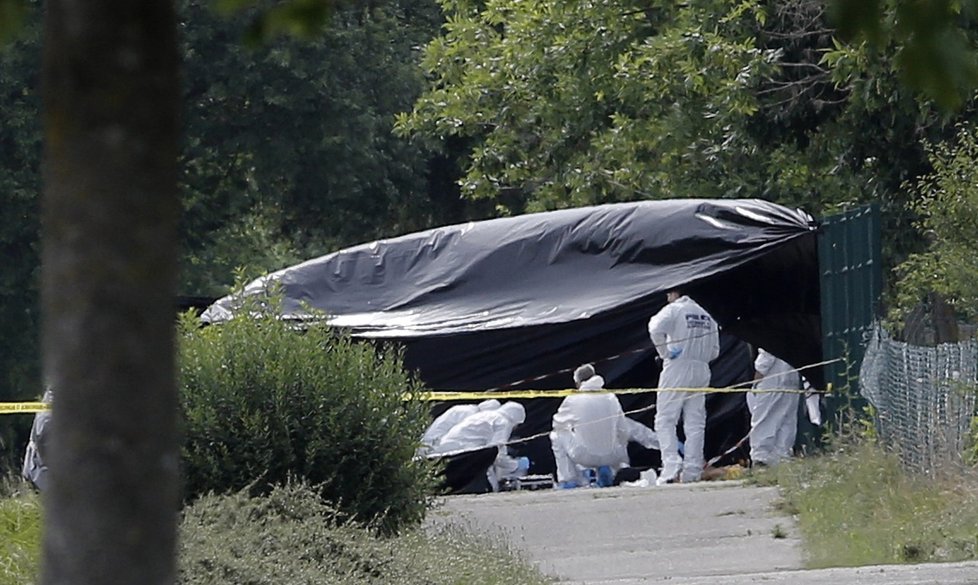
[582,468,597,486]
[558,481,579,490]
[596,465,615,487]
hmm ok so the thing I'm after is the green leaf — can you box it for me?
[0,0,26,45]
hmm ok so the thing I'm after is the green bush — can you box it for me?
[178,302,436,534]
[892,123,978,324]
[179,483,554,585]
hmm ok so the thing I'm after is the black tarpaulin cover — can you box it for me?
[203,199,821,480]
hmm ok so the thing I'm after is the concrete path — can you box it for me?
[425,480,978,585]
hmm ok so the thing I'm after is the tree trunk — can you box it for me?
[40,2,180,585]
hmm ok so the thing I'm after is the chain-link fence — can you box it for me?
[860,325,978,475]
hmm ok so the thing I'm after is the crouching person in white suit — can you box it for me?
[550,364,658,489]
[417,398,501,457]
[433,401,529,491]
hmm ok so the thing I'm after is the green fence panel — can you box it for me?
[817,203,882,421]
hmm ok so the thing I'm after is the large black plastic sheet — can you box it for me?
[203,199,821,481]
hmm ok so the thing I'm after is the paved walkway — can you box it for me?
[425,480,978,584]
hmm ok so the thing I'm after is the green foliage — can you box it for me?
[776,443,978,567]
[962,418,978,475]
[0,1,41,452]
[177,295,436,534]
[892,123,978,323]
[0,482,554,585]
[396,0,977,279]
[214,0,340,45]
[829,0,978,110]
[179,203,306,295]
[179,0,450,296]
[0,0,455,464]
[397,0,780,212]
[855,404,879,442]
[776,442,978,568]
[0,481,40,585]
[0,0,27,45]
[179,482,555,585]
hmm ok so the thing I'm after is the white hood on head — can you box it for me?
[498,402,526,425]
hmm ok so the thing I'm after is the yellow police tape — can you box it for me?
[0,385,828,413]
[0,402,49,414]
[408,385,823,402]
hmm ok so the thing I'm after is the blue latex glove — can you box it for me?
[668,347,682,360]
[516,456,530,473]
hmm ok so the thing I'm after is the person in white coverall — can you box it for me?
[417,399,501,456]
[432,401,529,491]
[648,289,719,484]
[748,348,801,466]
[22,388,53,491]
[550,363,659,489]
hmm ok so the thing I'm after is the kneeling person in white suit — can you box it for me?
[550,364,658,489]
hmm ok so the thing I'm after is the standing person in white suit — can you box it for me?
[748,348,801,466]
[22,388,54,491]
[550,363,658,489]
[648,288,719,485]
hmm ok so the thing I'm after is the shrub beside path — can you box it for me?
[425,480,978,584]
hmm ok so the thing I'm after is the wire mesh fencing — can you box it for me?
[859,325,978,475]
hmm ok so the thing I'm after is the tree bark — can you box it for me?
[930,292,960,344]
[40,2,180,585]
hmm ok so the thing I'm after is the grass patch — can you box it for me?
[775,443,978,568]
[744,466,778,487]
[0,480,41,585]
[180,482,554,585]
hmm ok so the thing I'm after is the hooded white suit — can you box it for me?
[418,399,501,456]
[748,349,801,466]
[22,389,53,491]
[648,294,719,483]
[433,401,527,490]
[550,374,658,485]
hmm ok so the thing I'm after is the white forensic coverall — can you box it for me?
[22,389,53,491]
[432,401,527,491]
[648,295,719,483]
[417,399,500,456]
[748,349,801,466]
[550,375,659,485]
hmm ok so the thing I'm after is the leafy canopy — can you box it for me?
[397,0,780,213]
[893,123,978,321]
[829,0,978,111]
